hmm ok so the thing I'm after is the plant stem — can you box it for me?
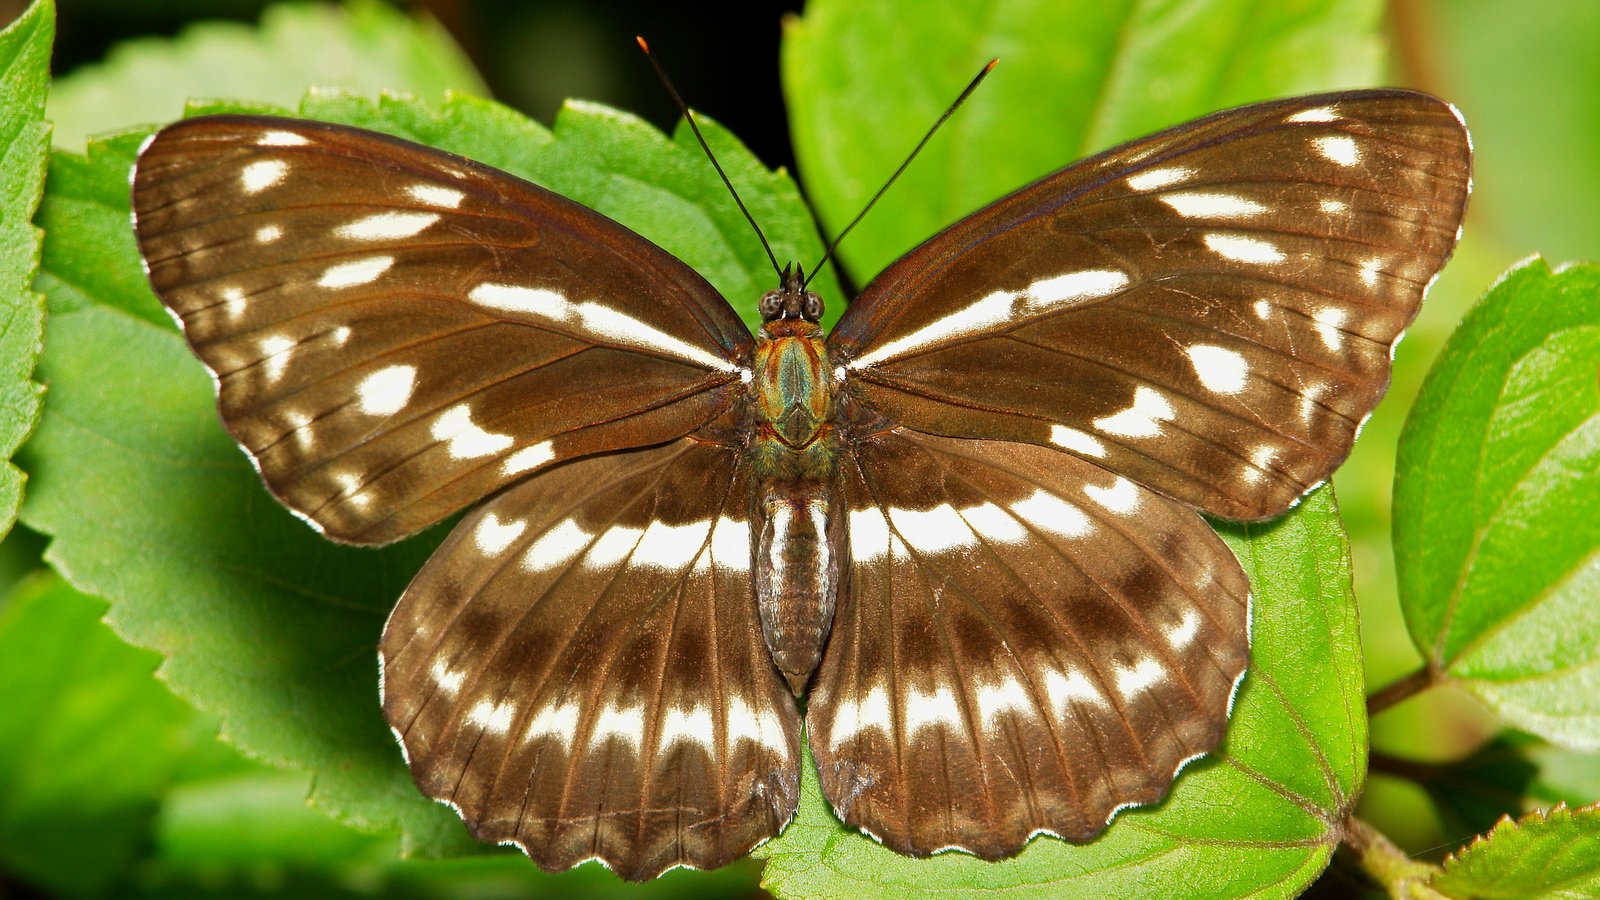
[1343,814,1448,899]
[1368,666,1437,716]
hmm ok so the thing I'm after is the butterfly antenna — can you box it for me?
[803,58,997,290]
[637,36,784,281]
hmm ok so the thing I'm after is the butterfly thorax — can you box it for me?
[750,274,844,695]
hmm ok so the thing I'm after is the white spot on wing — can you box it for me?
[408,183,465,208]
[430,660,464,695]
[888,504,974,553]
[1313,307,1349,351]
[632,519,713,570]
[658,705,714,751]
[1024,269,1129,308]
[431,404,513,458]
[848,270,1127,371]
[1167,609,1201,649]
[318,255,394,288]
[468,283,739,376]
[1314,134,1361,166]
[1050,424,1106,457]
[1244,444,1280,484]
[849,507,891,563]
[1253,299,1272,319]
[1093,385,1176,438]
[221,286,246,320]
[257,130,309,146]
[1319,198,1349,215]
[332,471,369,509]
[1126,166,1193,191]
[1286,106,1340,123]
[1084,476,1140,514]
[255,224,283,243]
[904,685,961,739]
[336,211,441,241]
[525,702,580,744]
[1160,192,1266,218]
[1045,667,1106,714]
[976,676,1033,730]
[1010,489,1091,538]
[709,516,752,573]
[847,290,1013,370]
[959,502,1027,544]
[727,696,790,756]
[502,441,554,476]
[829,684,891,749]
[356,364,416,415]
[1203,233,1285,264]
[591,703,645,749]
[523,519,591,572]
[1185,344,1249,394]
[585,525,644,569]
[1358,257,1383,288]
[1114,658,1165,700]
[474,512,527,554]
[258,335,295,383]
[240,159,286,193]
[467,699,517,735]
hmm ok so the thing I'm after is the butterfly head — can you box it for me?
[759,262,824,325]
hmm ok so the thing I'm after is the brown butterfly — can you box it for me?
[131,88,1469,879]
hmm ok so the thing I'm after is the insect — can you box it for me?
[131,76,1470,880]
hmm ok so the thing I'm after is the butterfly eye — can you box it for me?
[759,290,784,319]
[803,292,825,322]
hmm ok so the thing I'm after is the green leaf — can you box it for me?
[0,572,197,897]
[758,487,1366,899]
[18,88,830,871]
[1431,804,1600,899]
[0,0,51,542]
[46,0,487,151]
[781,0,1384,284]
[1393,259,1600,748]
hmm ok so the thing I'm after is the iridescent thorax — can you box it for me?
[748,268,844,695]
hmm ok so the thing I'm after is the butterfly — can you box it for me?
[130,88,1470,880]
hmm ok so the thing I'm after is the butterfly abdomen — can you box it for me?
[750,321,845,695]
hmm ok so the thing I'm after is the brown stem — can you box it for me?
[1368,666,1437,716]
[1368,750,1448,785]
[1343,814,1448,899]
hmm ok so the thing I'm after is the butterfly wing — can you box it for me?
[829,90,1471,520]
[380,435,800,879]
[808,428,1249,854]
[133,116,752,544]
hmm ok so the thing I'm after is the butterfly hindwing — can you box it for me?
[133,116,751,545]
[808,428,1249,855]
[830,90,1471,520]
[380,436,800,880]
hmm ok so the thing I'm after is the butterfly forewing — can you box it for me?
[809,429,1249,854]
[133,116,751,544]
[830,91,1471,520]
[380,436,800,880]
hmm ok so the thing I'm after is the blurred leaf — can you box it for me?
[782,0,1384,285]
[46,0,487,150]
[0,0,50,542]
[1423,0,1600,268]
[1394,732,1600,839]
[1393,259,1600,748]
[0,572,196,897]
[18,88,827,883]
[1431,803,1600,899]
[759,487,1366,899]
